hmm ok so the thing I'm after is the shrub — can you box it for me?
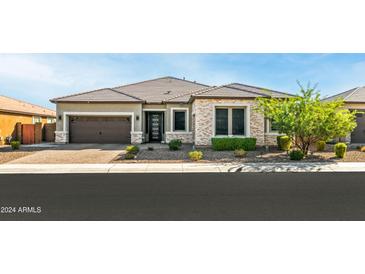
[276,136,282,150]
[10,140,20,150]
[211,137,256,151]
[188,150,203,161]
[168,139,182,151]
[126,145,139,154]
[234,149,247,158]
[316,140,326,152]
[148,146,154,151]
[124,153,136,160]
[360,146,365,152]
[278,136,291,151]
[334,143,347,158]
[289,150,304,161]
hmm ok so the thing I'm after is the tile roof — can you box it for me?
[50,88,143,103]
[188,83,294,100]
[227,83,294,98]
[322,87,365,103]
[190,85,268,99]
[0,95,56,117]
[112,76,209,103]
[50,76,293,104]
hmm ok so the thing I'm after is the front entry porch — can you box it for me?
[144,111,165,143]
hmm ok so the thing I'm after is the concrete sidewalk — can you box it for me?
[1,162,365,173]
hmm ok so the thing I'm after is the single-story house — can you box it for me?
[323,86,365,143]
[0,95,56,144]
[50,76,294,146]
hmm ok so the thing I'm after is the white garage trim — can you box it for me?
[63,111,135,132]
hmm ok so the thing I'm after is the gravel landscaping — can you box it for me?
[113,144,365,163]
[0,146,42,164]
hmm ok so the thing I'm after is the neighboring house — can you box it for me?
[323,86,365,143]
[0,95,56,144]
[50,76,293,146]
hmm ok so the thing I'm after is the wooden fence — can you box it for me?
[15,122,56,144]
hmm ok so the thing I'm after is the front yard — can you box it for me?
[0,146,42,164]
[112,144,365,163]
[2,143,365,164]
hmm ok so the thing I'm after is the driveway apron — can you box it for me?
[7,144,125,164]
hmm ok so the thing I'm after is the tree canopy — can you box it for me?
[256,83,358,155]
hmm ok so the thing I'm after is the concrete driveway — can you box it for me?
[7,144,126,164]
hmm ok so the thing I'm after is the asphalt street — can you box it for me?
[1,173,365,220]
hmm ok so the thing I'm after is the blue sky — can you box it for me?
[1,53,365,109]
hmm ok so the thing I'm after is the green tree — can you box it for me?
[256,82,357,155]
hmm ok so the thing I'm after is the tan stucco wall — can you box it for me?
[192,98,265,146]
[56,103,143,132]
[0,111,51,144]
[344,103,365,110]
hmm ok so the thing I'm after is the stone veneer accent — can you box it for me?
[264,134,281,146]
[55,131,69,143]
[193,99,265,146]
[131,131,143,144]
[165,132,194,143]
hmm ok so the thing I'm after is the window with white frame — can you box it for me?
[32,116,42,124]
[215,107,245,136]
[265,118,279,133]
[47,117,56,123]
[173,109,187,131]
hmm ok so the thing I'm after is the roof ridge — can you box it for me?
[1,94,55,113]
[164,86,213,102]
[112,76,209,90]
[109,88,144,101]
[189,85,224,97]
[346,87,361,99]
[229,83,294,97]
[223,84,270,97]
[323,87,359,101]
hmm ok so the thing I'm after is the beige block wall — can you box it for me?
[192,98,265,146]
[56,103,143,132]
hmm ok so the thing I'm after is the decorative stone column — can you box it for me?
[131,131,143,144]
[55,131,69,143]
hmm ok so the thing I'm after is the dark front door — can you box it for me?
[148,112,163,142]
[69,116,131,143]
[351,111,365,143]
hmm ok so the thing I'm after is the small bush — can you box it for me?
[188,150,203,161]
[10,140,20,150]
[360,146,365,152]
[289,150,304,161]
[211,137,256,151]
[278,136,291,151]
[334,143,347,158]
[234,149,247,158]
[316,140,326,152]
[124,153,136,160]
[168,139,182,151]
[148,146,154,151]
[276,136,282,150]
[126,145,139,154]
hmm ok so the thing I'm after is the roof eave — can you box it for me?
[0,108,56,117]
[51,100,145,104]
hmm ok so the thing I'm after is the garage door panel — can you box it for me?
[69,116,131,143]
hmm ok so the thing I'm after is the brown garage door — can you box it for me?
[69,116,131,143]
[351,112,365,143]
